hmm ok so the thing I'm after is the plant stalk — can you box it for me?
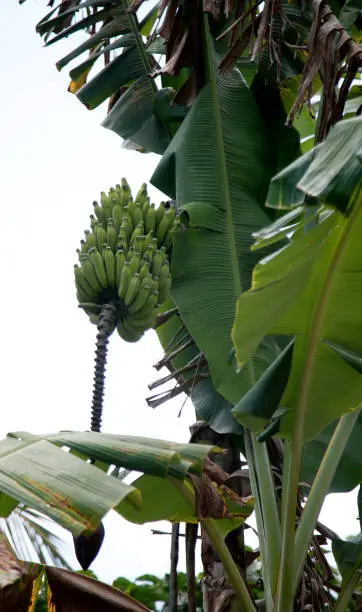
[251,432,281,594]
[275,411,305,611]
[294,409,360,587]
[244,434,273,610]
[169,523,179,612]
[170,477,255,612]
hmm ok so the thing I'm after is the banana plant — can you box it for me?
[15,0,362,610]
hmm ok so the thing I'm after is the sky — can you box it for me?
[0,0,359,585]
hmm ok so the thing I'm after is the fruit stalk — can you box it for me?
[91,301,118,433]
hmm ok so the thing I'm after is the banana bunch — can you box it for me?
[74,179,178,342]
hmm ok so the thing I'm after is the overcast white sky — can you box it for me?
[0,0,359,586]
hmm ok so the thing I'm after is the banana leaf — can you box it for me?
[332,534,362,581]
[0,432,217,535]
[232,119,362,440]
[28,0,171,154]
[151,16,296,408]
[0,539,151,612]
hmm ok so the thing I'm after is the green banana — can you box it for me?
[84,230,97,250]
[163,217,181,250]
[95,225,108,251]
[151,250,163,276]
[158,272,172,304]
[88,247,108,289]
[115,249,126,286]
[118,227,129,250]
[151,237,158,254]
[128,284,153,314]
[135,183,148,205]
[82,259,103,293]
[141,272,153,288]
[155,202,165,227]
[142,199,150,216]
[109,186,120,205]
[118,261,132,300]
[117,237,129,253]
[76,288,94,306]
[165,206,176,225]
[89,214,97,229]
[112,203,123,232]
[107,221,118,251]
[144,245,154,263]
[133,204,143,226]
[133,235,147,255]
[144,205,156,234]
[130,223,144,246]
[132,291,159,319]
[129,251,141,275]
[93,201,104,223]
[100,190,111,214]
[121,211,133,236]
[152,277,160,296]
[156,213,171,245]
[103,246,116,288]
[78,244,88,259]
[100,191,112,218]
[126,199,136,227]
[139,260,150,280]
[130,313,155,328]
[159,261,170,284]
[117,317,143,343]
[120,178,132,207]
[74,264,97,300]
[124,273,141,306]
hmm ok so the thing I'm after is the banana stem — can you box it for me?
[202,518,256,612]
[250,432,281,595]
[244,433,273,610]
[170,477,255,611]
[294,409,360,588]
[275,410,305,612]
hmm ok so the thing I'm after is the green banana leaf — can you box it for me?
[151,16,297,408]
[29,0,171,154]
[0,432,217,535]
[332,534,362,581]
[118,474,253,533]
[232,119,362,440]
[267,117,362,212]
[338,0,362,33]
